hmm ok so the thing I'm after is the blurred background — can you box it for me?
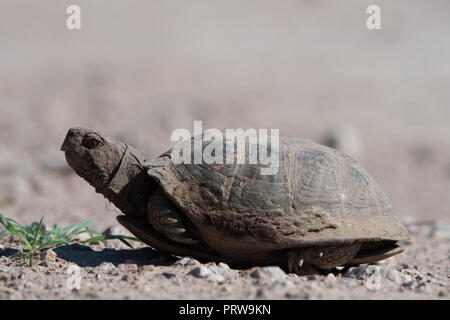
[0,0,449,231]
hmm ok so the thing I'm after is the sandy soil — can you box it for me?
[0,218,449,299]
[0,1,449,299]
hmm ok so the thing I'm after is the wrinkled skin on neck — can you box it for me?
[61,127,152,217]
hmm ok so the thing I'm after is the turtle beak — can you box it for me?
[60,141,69,152]
[60,128,77,151]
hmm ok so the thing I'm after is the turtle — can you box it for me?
[60,127,410,274]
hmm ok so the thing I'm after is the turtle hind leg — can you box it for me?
[148,188,199,245]
[287,243,361,275]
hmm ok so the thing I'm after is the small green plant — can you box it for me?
[0,214,142,266]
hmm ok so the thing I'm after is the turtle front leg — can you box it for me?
[147,188,199,245]
[287,244,361,275]
[287,251,319,275]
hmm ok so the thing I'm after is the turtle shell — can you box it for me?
[145,136,409,257]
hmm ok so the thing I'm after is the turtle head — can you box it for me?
[61,127,127,190]
[61,127,152,218]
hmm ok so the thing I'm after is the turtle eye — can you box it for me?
[83,136,103,149]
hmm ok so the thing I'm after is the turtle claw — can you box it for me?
[174,236,200,245]
[164,217,178,225]
[169,227,186,234]
[287,251,304,275]
[288,257,295,273]
[147,188,201,246]
[287,251,312,275]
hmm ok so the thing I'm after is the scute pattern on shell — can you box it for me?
[146,137,409,248]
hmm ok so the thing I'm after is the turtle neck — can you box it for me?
[97,144,158,218]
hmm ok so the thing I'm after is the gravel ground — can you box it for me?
[0,219,448,299]
[0,1,449,300]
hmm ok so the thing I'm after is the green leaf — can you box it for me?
[66,221,92,236]
[30,217,44,247]
[37,240,69,251]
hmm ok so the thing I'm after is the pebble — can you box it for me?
[139,265,155,278]
[162,272,176,279]
[345,265,380,280]
[218,262,230,270]
[207,273,225,283]
[208,265,228,274]
[345,264,434,290]
[175,257,200,267]
[401,268,422,279]
[140,265,155,272]
[429,278,445,287]
[188,266,212,278]
[118,263,138,273]
[250,266,286,280]
[379,266,413,284]
[40,261,49,267]
[40,248,57,262]
[326,273,336,281]
[102,225,128,236]
[344,265,382,290]
[402,280,423,291]
[121,274,135,283]
[94,262,116,273]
